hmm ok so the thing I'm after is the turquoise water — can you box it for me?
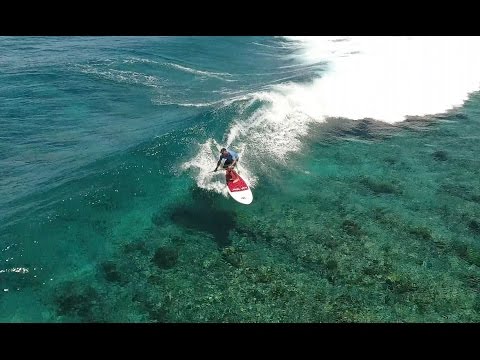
[1,37,479,322]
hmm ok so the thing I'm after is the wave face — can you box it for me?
[184,37,480,194]
[3,37,480,216]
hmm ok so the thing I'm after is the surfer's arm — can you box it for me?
[214,158,222,171]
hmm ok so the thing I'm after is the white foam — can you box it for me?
[219,88,317,165]
[76,65,161,88]
[164,62,233,81]
[0,267,29,274]
[122,57,159,65]
[183,89,317,194]
[286,36,480,123]
[181,140,228,196]
[121,59,236,81]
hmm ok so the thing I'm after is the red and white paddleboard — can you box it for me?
[226,172,253,205]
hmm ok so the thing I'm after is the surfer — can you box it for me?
[214,148,239,172]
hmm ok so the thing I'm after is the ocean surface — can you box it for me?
[1,36,479,322]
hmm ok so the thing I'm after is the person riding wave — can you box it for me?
[214,148,239,172]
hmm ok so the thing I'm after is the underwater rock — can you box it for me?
[147,274,163,285]
[359,176,400,195]
[384,157,396,165]
[100,261,124,283]
[123,240,148,254]
[433,150,448,161]
[322,234,339,249]
[432,238,448,252]
[337,119,390,140]
[147,306,168,322]
[409,226,433,241]
[152,246,178,269]
[132,293,169,322]
[452,241,469,259]
[325,259,338,271]
[253,265,275,284]
[270,284,288,299]
[342,220,363,237]
[171,235,186,246]
[466,248,480,267]
[464,273,480,290]
[54,281,100,321]
[468,220,480,234]
[385,273,418,294]
[221,246,243,268]
[452,242,480,267]
[362,259,392,277]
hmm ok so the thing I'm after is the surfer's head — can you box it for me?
[220,148,227,155]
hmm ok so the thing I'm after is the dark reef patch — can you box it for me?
[409,226,433,241]
[359,176,401,195]
[433,150,448,161]
[342,219,364,237]
[53,281,101,322]
[152,246,178,270]
[468,220,480,235]
[100,261,125,284]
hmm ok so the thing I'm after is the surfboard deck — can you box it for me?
[226,172,253,205]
